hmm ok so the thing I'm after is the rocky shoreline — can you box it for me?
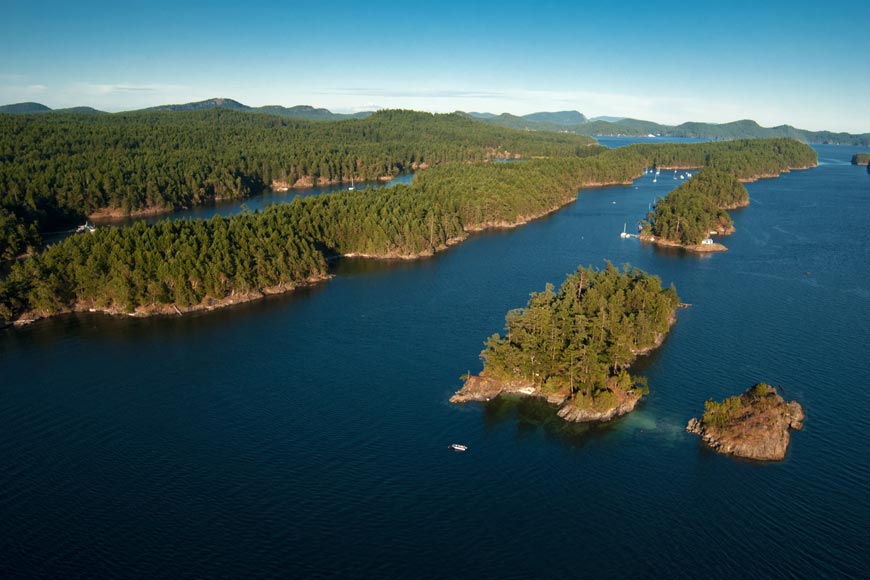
[451,313,676,423]
[450,374,643,423]
[686,383,804,461]
[5,163,814,330]
[639,234,729,253]
[6,274,332,328]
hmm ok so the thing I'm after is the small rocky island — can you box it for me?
[686,383,804,461]
[451,263,679,423]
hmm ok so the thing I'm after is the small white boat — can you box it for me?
[620,223,630,238]
[348,176,355,191]
[450,443,468,452]
[76,223,96,234]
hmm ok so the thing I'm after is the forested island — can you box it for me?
[851,153,870,166]
[451,264,679,422]
[0,109,598,259]
[0,115,816,327]
[686,383,804,461]
[468,111,870,146]
[640,169,747,251]
[638,140,816,251]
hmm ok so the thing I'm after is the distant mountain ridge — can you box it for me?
[467,110,868,146]
[0,102,56,114]
[1,99,866,145]
[522,110,588,125]
[0,102,106,114]
[577,118,869,146]
[0,98,372,121]
[137,98,372,120]
[465,110,586,132]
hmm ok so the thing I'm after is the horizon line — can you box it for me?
[1,97,868,136]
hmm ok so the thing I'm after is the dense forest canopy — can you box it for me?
[851,153,870,165]
[0,137,815,325]
[479,263,680,411]
[639,139,817,246]
[642,169,746,245]
[0,109,597,258]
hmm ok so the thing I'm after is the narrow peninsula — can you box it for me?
[0,127,816,327]
[451,263,679,423]
[686,383,804,461]
[637,140,816,252]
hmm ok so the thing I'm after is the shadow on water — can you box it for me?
[0,280,331,351]
[640,240,717,260]
[481,394,636,449]
[331,255,435,277]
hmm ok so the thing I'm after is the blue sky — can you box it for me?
[2,0,868,132]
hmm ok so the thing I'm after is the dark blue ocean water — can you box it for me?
[2,142,868,579]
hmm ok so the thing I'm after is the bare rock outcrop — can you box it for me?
[687,383,804,461]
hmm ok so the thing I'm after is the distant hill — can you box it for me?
[0,97,372,121]
[54,106,106,114]
[522,110,587,125]
[589,115,624,123]
[0,102,52,114]
[2,99,866,145]
[253,104,371,121]
[460,112,573,133]
[138,97,251,113]
[135,98,372,120]
[465,110,587,131]
[461,109,868,145]
[574,118,870,146]
[0,102,106,115]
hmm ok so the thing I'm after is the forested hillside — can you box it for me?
[639,139,816,246]
[0,109,597,258]
[0,138,815,324]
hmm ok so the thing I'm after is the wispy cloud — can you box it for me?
[69,82,188,96]
[0,82,49,104]
[314,87,504,100]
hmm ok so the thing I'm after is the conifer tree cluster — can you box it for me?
[642,169,747,245]
[0,109,598,258]
[0,134,816,323]
[480,263,679,410]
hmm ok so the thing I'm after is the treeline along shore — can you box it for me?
[452,263,680,422]
[0,109,598,259]
[639,141,817,251]
[0,111,816,326]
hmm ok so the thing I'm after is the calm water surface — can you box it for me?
[2,142,868,578]
[43,173,415,245]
